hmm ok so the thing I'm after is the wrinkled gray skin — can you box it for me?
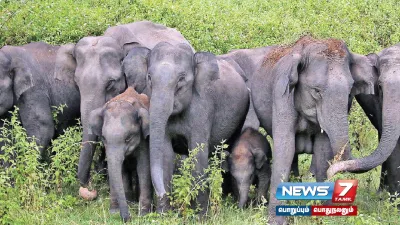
[222,127,271,208]
[218,46,302,177]
[251,37,377,225]
[0,42,80,160]
[88,88,151,222]
[54,20,193,187]
[218,46,271,130]
[124,42,249,213]
[328,44,400,198]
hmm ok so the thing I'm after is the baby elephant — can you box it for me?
[89,87,151,222]
[223,127,272,208]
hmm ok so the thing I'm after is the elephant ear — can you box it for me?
[88,106,105,137]
[273,53,301,97]
[350,52,379,96]
[136,107,150,139]
[122,47,150,93]
[0,50,11,73]
[250,148,267,170]
[54,43,77,85]
[13,64,34,101]
[221,151,230,172]
[193,52,220,94]
[104,25,140,56]
[270,52,302,176]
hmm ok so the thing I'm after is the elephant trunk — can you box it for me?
[107,148,130,222]
[149,90,174,199]
[318,83,351,164]
[77,95,106,186]
[237,181,250,209]
[328,81,400,177]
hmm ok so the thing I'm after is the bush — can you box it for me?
[0,107,81,224]
[170,141,228,218]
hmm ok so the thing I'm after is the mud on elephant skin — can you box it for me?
[250,36,377,224]
[222,127,272,209]
[123,42,249,214]
[88,87,151,222]
[328,44,400,200]
[0,42,80,160]
[53,20,193,189]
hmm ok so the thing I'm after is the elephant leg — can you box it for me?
[17,91,54,161]
[309,154,317,176]
[256,164,271,204]
[109,183,119,214]
[313,132,333,182]
[242,96,260,131]
[122,160,134,204]
[189,136,210,216]
[290,153,300,178]
[385,141,400,205]
[136,144,152,215]
[95,146,108,176]
[378,161,389,193]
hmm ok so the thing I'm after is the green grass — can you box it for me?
[1,0,400,224]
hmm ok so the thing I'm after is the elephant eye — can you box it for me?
[311,88,322,99]
[147,73,152,82]
[106,79,116,91]
[178,73,186,82]
[125,135,134,143]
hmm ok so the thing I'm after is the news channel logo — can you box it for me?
[275,180,358,216]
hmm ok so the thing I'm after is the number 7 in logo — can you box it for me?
[332,180,358,203]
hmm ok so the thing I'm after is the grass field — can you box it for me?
[1,0,400,224]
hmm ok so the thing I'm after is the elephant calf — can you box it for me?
[223,127,272,208]
[88,87,151,222]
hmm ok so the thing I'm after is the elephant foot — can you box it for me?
[120,211,131,223]
[79,187,98,201]
[109,206,119,214]
[139,206,152,216]
[156,195,172,213]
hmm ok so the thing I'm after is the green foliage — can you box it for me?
[170,141,228,218]
[0,0,399,224]
[51,103,67,129]
[205,140,228,215]
[0,107,81,224]
[170,144,203,217]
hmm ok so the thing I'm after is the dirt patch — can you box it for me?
[106,87,149,110]
[263,35,346,67]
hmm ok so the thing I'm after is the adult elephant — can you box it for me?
[218,46,303,176]
[0,42,80,160]
[54,21,193,190]
[124,42,249,213]
[328,44,400,196]
[218,46,271,130]
[250,36,377,225]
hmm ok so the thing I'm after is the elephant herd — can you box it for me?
[1,20,399,224]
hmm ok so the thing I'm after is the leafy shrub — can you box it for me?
[170,141,228,218]
[0,107,81,224]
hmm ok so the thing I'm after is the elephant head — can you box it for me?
[0,50,14,115]
[224,148,267,208]
[88,87,149,221]
[122,42,217,199]
[328,44,400,177]
[0,46,43,116]
[267,36,378,161]
[54,35,138,185]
